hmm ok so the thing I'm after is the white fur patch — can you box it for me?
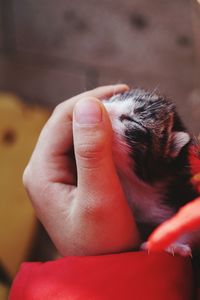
[170,131,190,157]
[119,169,174,224]
[103,97,175,225]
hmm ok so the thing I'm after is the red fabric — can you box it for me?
[189,145,200,193]
[189,145,200,176]
[9,252,193,300]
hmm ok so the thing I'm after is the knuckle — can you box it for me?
[22,162,36,190]
[22,164,38,190]
[76,144,104,161]
[52,102,65,115]
[75,133,106,160]
[22,165,31,187]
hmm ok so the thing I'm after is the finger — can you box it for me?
[146,219,183,251]
[80,84,129,101]
[147,197,200,251]
[73,97,114,187]
[72,97,141,252]
[34,84,129,157]
[27,84,129,184]
[72,97,126,206]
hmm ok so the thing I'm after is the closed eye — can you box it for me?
[119,114,133,122]
[119,114,147,132]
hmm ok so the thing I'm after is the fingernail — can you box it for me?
[75,99,102,124]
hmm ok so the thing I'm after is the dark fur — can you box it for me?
[106,89,199,242]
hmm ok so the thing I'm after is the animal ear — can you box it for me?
[170,131,191,157]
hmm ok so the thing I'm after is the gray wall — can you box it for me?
[0,0,199,134]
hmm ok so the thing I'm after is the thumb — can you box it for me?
[73,97,118,193]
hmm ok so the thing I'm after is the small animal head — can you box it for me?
[103,89,191,182]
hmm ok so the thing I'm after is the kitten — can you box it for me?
[103,89,199,256]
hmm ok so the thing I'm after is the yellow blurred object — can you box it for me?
[191,172,200,194]
[0,93,50,278]
[0,283,9,300]
[192,173,200,182]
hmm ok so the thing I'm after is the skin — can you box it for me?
[23,85,141,256]
[147,197,200,251]
[23,84,200,256]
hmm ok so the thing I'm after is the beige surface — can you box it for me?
[0,1,198,134]
[0,93,49,277]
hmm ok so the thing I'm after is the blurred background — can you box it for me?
[0,0,200,298]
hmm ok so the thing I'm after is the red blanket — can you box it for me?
[9,252,193,300]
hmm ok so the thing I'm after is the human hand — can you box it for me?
[23,85,140,256]
[146,197,200,251]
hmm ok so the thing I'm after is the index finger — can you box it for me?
[28,84,129,183]
[38,84,129,156]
